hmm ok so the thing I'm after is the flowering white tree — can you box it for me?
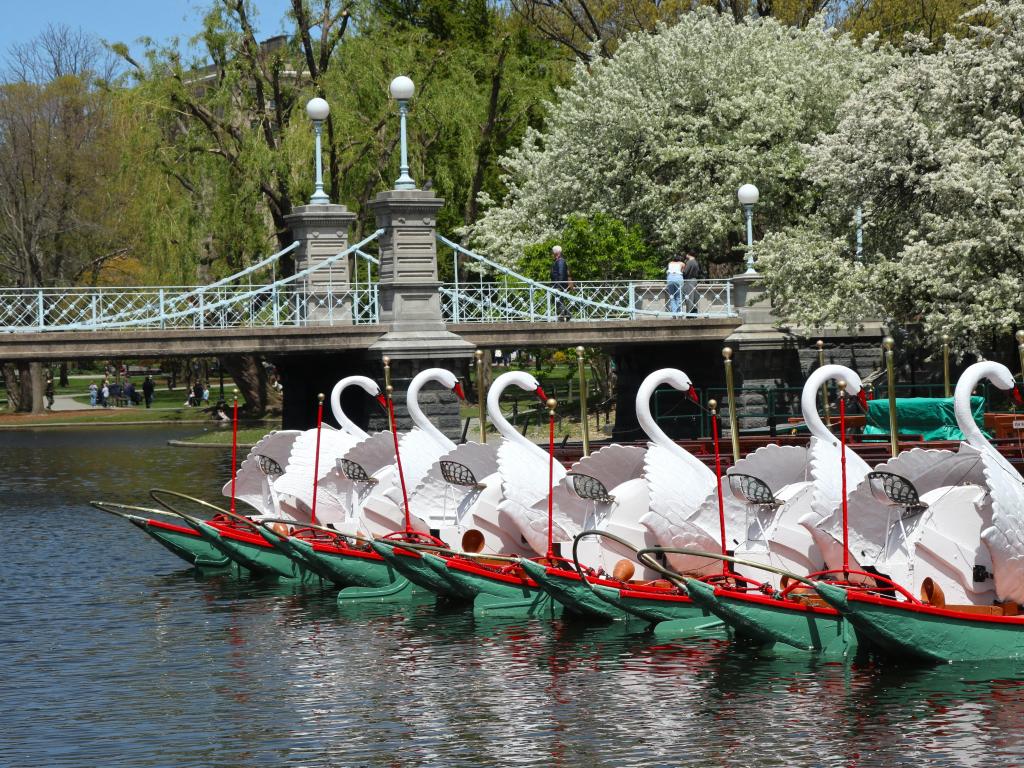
[467,12,886,267]
[757,0,1024,351]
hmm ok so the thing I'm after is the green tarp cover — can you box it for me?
[863,396,987,441]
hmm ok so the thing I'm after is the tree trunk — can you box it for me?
[59,361,69,387]
[2,363,21,412]
[27,362,45,414]
[218,353,279,417]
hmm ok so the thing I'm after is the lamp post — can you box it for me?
[389,75,416,190]
[737,183,759,275]
[305,97,330,204]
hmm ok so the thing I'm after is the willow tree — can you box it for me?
[0,26,135,412]
[756,0,1024,357]
[467,12,887,270]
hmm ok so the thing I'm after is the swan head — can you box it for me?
[962,361,1021,402]
[659,368,700,403]
[411,367,463,398]
[491,370,547,401]
[806,364,867,409]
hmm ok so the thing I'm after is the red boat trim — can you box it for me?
[619,588,693,604]
[714,586,840,616]
[310,541,384,560]
[208,521,275,548]
[146,519,202,536]
[844,589,1024,625]
[446,557,538,587]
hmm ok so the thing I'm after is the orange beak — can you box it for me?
[857,390,868,410]
[1012,387,1023,406]
[453,382,466,401]
[686,387,699,404]
[375,394,388,409]
[536,386,547,401]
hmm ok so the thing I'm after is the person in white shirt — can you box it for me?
[666,256,684,314]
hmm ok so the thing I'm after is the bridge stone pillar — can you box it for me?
[284,203,356,324]
[367,189,474,440]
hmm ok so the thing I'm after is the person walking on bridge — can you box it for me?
[682,252,701,315]
[666,256,684,314]
[550,245,573,321]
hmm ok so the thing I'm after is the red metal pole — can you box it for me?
[546,398,556,561]
[230,391,239,515]
[840,382,849,579]
[710,400,728,577]
[310,393,324,526]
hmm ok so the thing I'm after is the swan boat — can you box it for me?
[93,376,384,579]
[91,428,302,571]
[811,361,1024,662]
[369,371,568,616]
[517,369,712,624]
[260,368,470,599]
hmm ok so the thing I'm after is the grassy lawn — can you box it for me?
[0,407,217,427]
[182,427,276,445]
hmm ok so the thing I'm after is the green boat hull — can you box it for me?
[591,586,726,637]
[192,520,320,582]
[132,518,233,569]
[370,542,470,601]
[517,559,625,622]
[418,552,484,600]
[436,560,560,618]
[288,539,396,588]
[816,582,1024,663]
[256,528,343,584]
[686,579,855,656]
[337,575,429,604]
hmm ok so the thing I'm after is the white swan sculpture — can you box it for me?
[486,371,589,557]
[569,369,710,579]
[635,369,720,575]
[678,364,867,586]
[412,371,556,556]
[834,361,1021,606]
[221,430,301,517]
[272,376,383,527]
[351,367,465,538]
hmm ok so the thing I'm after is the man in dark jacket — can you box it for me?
[681,252,701,314]
[142,375,155,409]
[550,245,572,320]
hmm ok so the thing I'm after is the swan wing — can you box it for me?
[222,430,300,513]
[406,441,501,529]
[568,445,647,492]
[640,442,716,544]
[341,431,396,475]
[980,450,1024,604]
[830,447,956,568]
[730,444,809,491]
[495,437,581,554]
[398,427,452,491]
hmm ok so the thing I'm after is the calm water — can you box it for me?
[2,427,1024,767]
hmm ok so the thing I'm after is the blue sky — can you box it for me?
[1,1,294,61]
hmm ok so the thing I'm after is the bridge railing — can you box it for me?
[439,278,733,323]
[0,231,384,332]
[437,234,735,322]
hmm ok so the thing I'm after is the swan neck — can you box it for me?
[636,374,678,453]
[801,367,840,444]
[407,374,453,448]
[331,377,369,439]
[488,375,545,454]
[954,366,991,453]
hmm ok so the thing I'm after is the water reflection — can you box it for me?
[2,428,1024,766]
